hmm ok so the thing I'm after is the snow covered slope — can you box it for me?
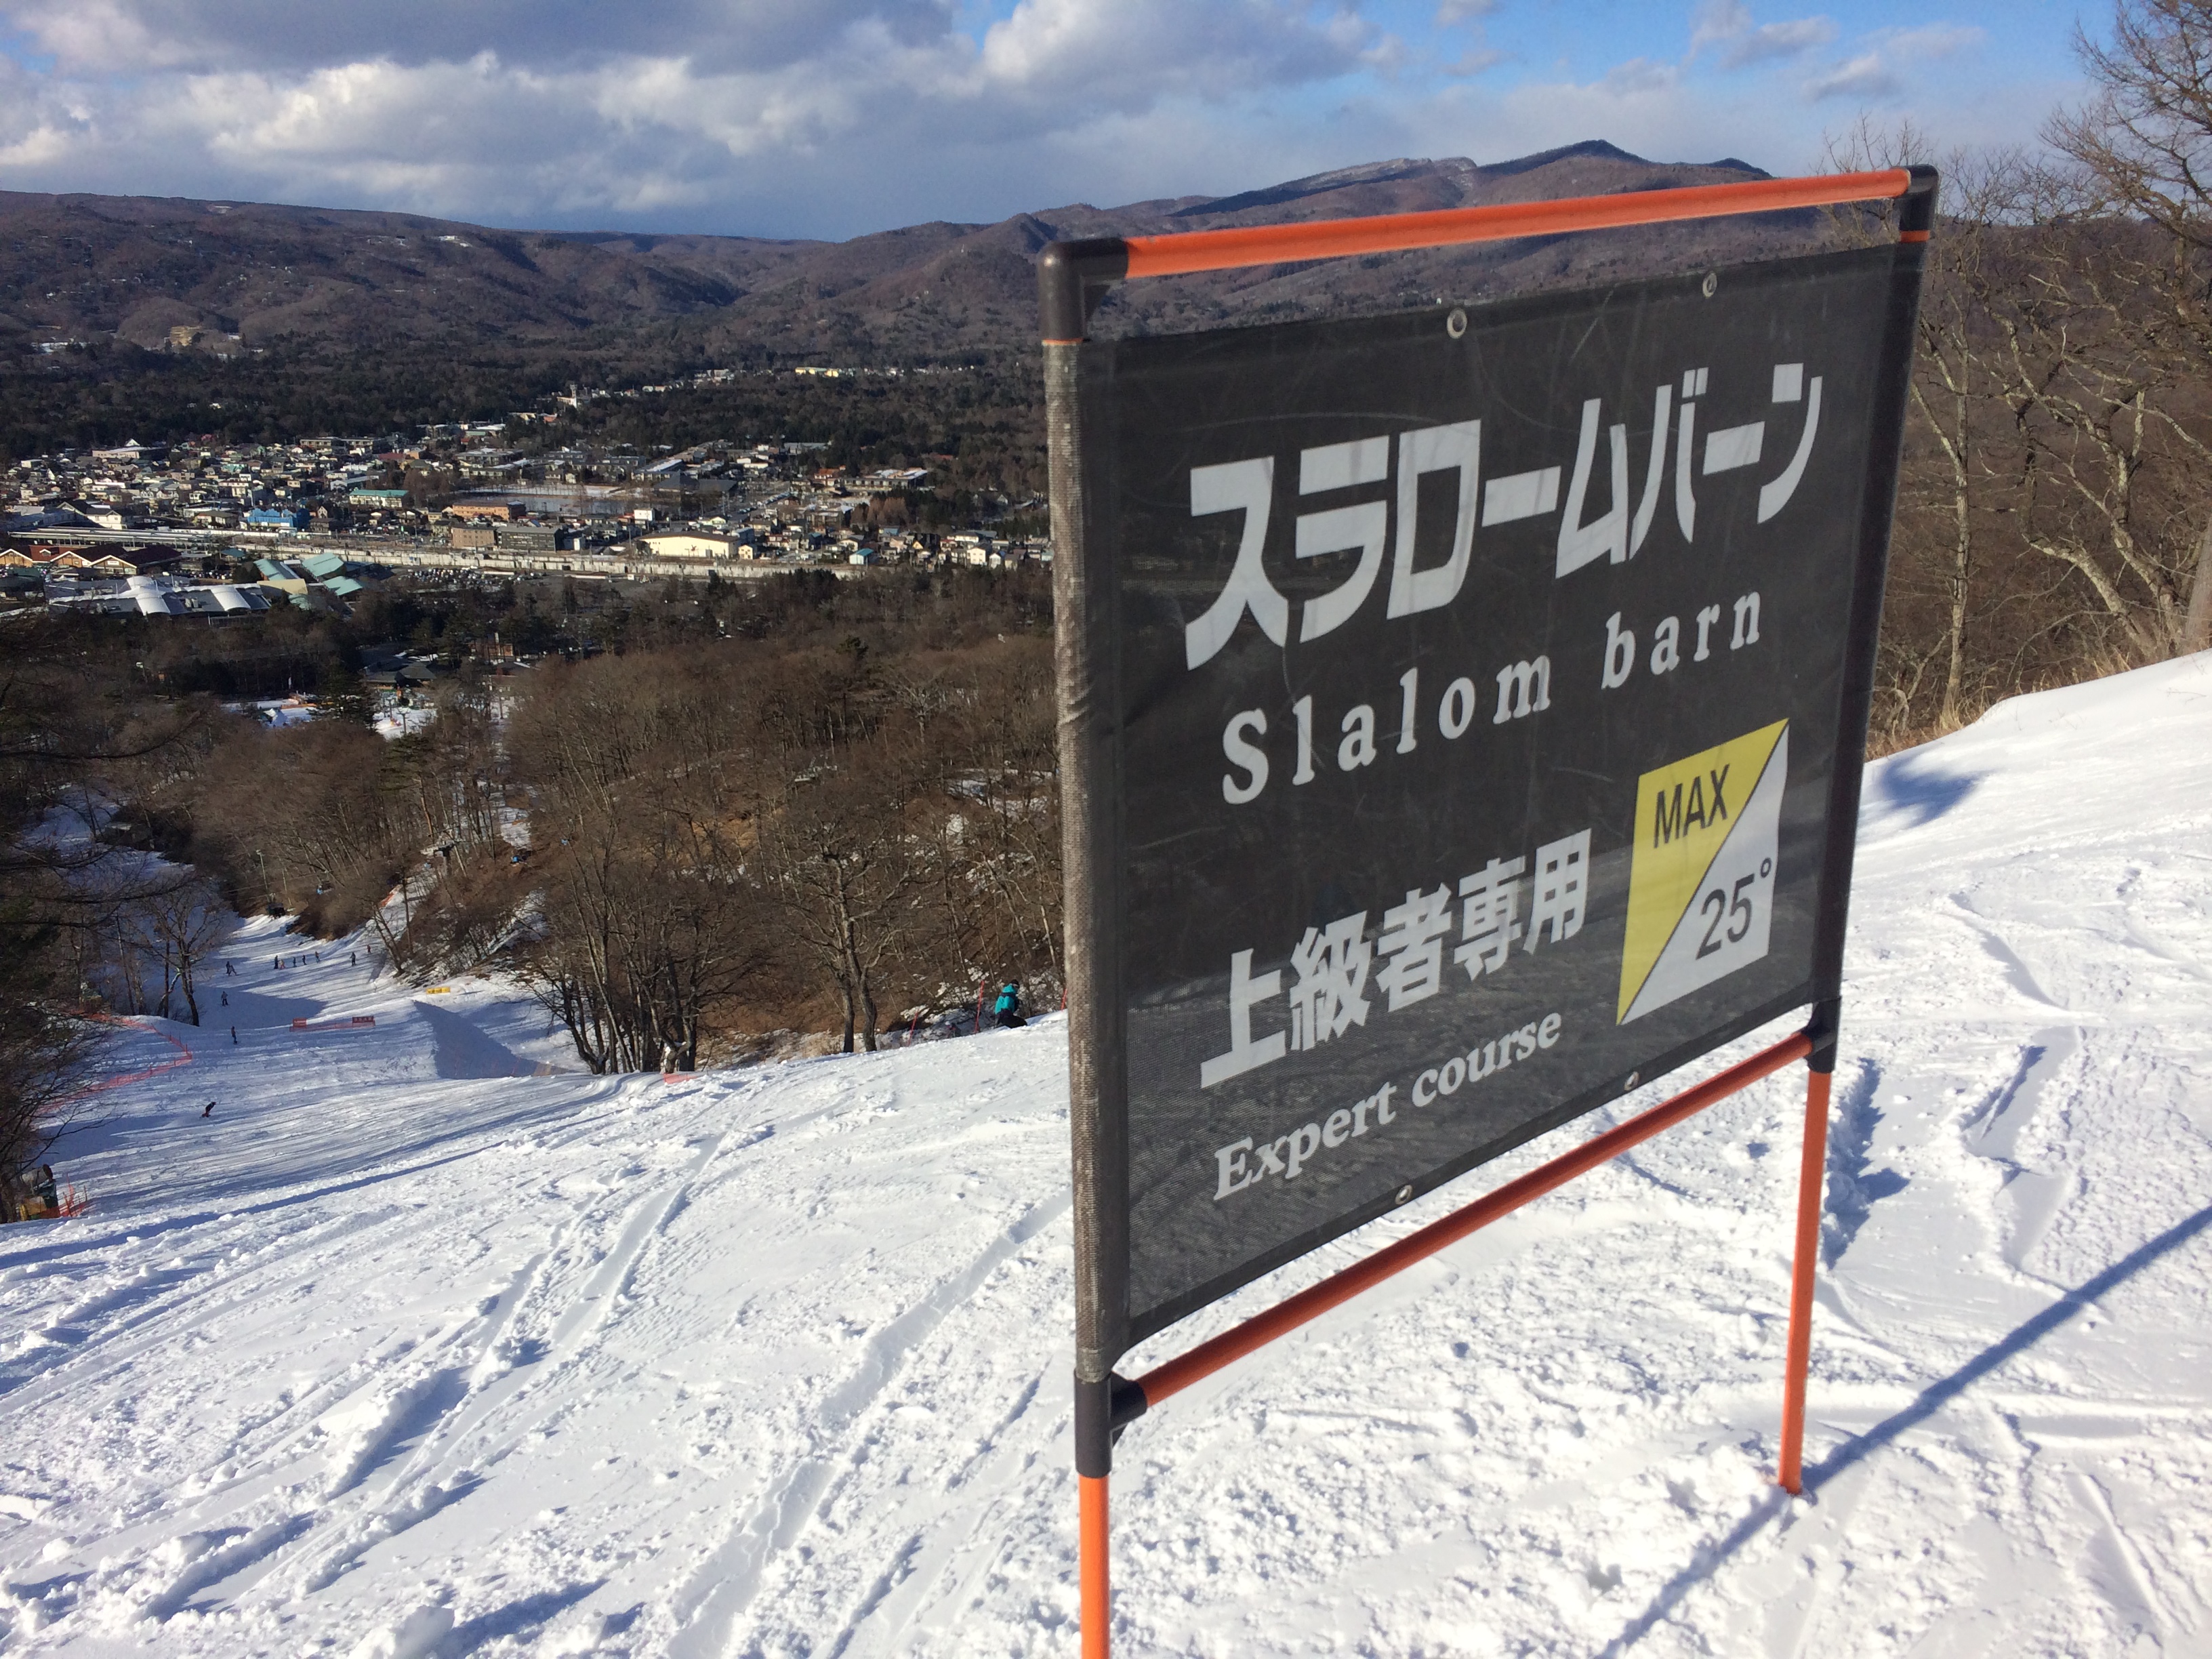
[3,654,2209,1657]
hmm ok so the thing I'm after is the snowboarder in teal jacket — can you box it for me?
[994,984,1024,1029]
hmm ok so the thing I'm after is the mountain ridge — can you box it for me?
[0,143,1835,366]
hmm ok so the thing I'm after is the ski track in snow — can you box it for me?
[0,655,2208,1656]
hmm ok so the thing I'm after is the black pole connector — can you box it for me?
[1074,1372,1151,1477]
[1900,166,1940,238]
[1110,1373,1149,1434]
[1074,1372,1111,1477]
[1038,239,1132,344]
[1803,997,1842,1076]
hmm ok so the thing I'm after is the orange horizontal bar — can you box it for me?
[1120,169,1912,281]
[1130,1029,1815,1408]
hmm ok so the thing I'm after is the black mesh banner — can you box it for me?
[1067,243,1921,1351]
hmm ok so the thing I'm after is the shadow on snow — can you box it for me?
[1596,1200,2212,1658]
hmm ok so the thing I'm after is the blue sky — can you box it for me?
[0,1,2097,240]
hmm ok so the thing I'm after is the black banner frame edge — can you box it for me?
[1050,334,1132,1389]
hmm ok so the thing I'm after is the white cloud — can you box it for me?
[1602,58,1681,98]
[0,0,1385,232]
[0,1,922,76]
[1403,57,1734,172]
[0,0,2056,239]
[0,123,77,169]
[1691,3,1838,68]
[1443,46,1507,77]
[975,0,1372,112]
[1690,0,1755,55]
[1799,25,1981,104]
[1725,17,1837,66]
[1885,23,1984,58]
[1385,20,2066,192]
[1806,51,1899,100]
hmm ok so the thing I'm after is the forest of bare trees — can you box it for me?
[501,622,1060,1067]
[1853,0,2212,745]
[82,568,1065,1076]
[0,626,210,1212]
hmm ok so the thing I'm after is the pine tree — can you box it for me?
[319,661,375,727]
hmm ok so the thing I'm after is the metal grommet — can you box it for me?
[1700,272,1717,299]
[1395,1184,1414,1204]
[1446,307,1468,339]
[1624,1071,1641,1090]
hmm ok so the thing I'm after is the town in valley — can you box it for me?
[3,360,1043,679]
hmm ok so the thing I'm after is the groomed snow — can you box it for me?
[3,655,2209,1656]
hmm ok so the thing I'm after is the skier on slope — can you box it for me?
[994,983,1025,1029]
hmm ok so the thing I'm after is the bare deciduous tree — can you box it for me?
[756,735,933,1054]
[98,873,226,1025]
[2050,0,2212,651]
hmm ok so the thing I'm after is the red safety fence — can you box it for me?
[62,1012,195,1103]
[291,1015,377,1032]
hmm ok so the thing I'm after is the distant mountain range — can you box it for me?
[1,141,1834,363]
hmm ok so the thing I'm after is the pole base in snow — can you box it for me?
[1778,1062,1835,1495]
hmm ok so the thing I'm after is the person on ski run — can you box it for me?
[994,983,1025,1029]
[201,1103,213,1118]
[220,990,228,1006]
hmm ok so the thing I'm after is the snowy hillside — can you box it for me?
[2,655,2209,1658]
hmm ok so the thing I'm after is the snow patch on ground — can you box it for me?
[374,707,438,741]
[0,655,2207,1655]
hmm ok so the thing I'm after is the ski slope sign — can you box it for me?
[1050,238,1925,1364]
[1617,718,1788,1024]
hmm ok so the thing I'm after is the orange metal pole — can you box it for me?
[1778,1064,1835,1494]
[1079,1472,1111,1658]
[1131,1031,1813,1410]
[1119,169,1912,281]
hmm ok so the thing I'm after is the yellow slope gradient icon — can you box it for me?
[1617,720,1788,1023]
